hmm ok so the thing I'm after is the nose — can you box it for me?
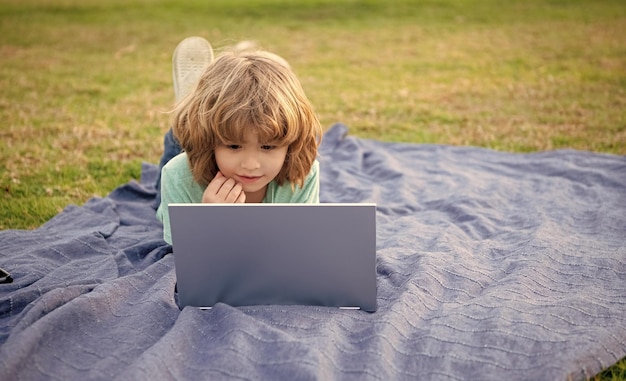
[241,152,261,170]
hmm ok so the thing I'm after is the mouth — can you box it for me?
[236,175,263,184]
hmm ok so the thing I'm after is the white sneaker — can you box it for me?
[172,36,214,102]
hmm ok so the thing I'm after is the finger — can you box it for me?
[216,178,237,200]
[206,172,227,194]
[203,173,229,203]
[236,190,246,204]
[224,182,244,203]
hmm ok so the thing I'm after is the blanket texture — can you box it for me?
[1,124,625,381]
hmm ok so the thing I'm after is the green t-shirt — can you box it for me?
[156,152,320,244]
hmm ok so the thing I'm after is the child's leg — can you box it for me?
[155,37,213,208]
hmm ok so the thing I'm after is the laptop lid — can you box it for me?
[169,203,377,312]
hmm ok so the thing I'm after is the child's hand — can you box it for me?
[202,172,246,203]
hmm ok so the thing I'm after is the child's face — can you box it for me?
[214,129,288,202]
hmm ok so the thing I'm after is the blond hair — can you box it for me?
[171,50,322,189]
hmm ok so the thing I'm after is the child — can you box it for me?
[156,37,323,244]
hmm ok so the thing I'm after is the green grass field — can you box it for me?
[1,0,625,378]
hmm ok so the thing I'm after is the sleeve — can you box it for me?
[156,153,207,244]
[156,164,176,244]
[156,161,199,244]
[291,160,320,204]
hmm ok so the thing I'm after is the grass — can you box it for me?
[0,0,625,378]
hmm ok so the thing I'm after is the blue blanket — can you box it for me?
[1,124,624,380]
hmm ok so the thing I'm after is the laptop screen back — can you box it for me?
[169,203,377,311]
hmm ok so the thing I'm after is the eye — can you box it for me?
[260,145,276,151]
[226,144,242,150]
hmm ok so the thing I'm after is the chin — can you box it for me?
[243,185,267,194]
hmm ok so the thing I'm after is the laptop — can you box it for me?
[169,203,377,312]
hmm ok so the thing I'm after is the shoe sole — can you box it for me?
[172,36,214,102]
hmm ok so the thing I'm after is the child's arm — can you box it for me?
[156,154,205,244]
